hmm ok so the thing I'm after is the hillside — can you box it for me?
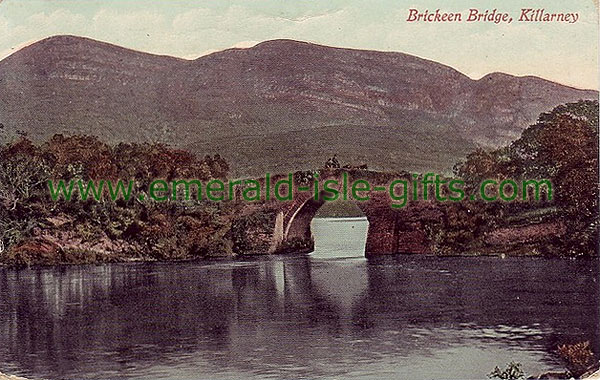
[0,35,596,176]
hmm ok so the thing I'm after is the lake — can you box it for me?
[0,217,598,379]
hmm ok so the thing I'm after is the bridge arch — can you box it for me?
[256,170,446,257]
[277,194,442,257]
[284,191,327,243]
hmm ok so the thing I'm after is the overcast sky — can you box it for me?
[0,0,598,89]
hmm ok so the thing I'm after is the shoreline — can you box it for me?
[1,250,597,270]
[2,368,599,380]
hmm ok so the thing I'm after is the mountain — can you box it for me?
[0,35,596,176]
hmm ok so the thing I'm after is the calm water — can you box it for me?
[0,217,598,380]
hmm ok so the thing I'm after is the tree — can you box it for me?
[454,100,599,255]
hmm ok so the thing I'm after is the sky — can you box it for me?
[0,0,598,89]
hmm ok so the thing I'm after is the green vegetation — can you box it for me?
[0,134,241,266]
[314,200,365,218]
[230,208,278,254]
[488,362,525,380]
[437,100,599,256]
[489,340,597,379]
[0,100,597,265]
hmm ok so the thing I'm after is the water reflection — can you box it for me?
[0,252,598,379]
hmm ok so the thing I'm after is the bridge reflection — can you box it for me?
[0,256,598,379]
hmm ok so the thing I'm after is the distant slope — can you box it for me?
[0,35,596,176]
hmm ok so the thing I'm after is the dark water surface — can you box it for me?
[0,217,598,379]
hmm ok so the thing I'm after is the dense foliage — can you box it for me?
[0,100,598,265]
[0,134,237,265]
[448,100,599,255]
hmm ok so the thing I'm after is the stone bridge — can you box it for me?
[258,169,446,256]
[231,168,565,257]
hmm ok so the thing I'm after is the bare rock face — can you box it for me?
[0,36,596,176]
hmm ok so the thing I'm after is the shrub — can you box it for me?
[488,362,525,380]
[558,341,595,377]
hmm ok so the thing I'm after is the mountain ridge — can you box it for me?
[0,35,596,176]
